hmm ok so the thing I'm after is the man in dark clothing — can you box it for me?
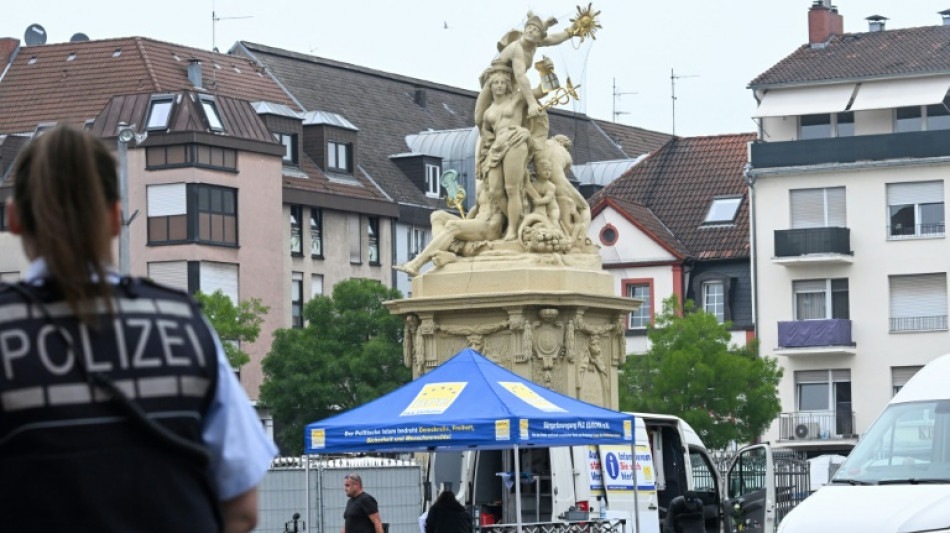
[425,490,472,533]
[343,473,385,533]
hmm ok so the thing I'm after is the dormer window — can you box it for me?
[328,140,352,172]
[704,196,742,225]
[273,132,297,164]
[199,95,224,132]
[425,163,441,198]
[146,95,175,131]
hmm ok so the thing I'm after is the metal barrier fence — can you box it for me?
[481,519,627,533]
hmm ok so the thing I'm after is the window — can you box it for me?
[887,181,945,238]
[896,98,950,132]
[790,187,846,228]
[311,274,324,298]
[290,205,303,256]
[795,369,850,413]
[599,224,619,246]
[703,196,742,224]
[367,217,380,265]
[310,209,323,258]
[146,96,175,130]
[425,164,441,198]
[198,261,239,303]
[147,183,188,243]
[273,132,297,164]
[196,185,237,246]
[145,144,237,171]
[799,112,854,139]
[926,99,950,130]
[199,95,224,132]
[0,203,6,232]
[623,280,652,329]
[409,226,428,259]
[348,214,361,264]
[892,366,923,396]
[896,106,923,132]
[793,279,849,320]
[889,273,948,332]
[702,281,725,323]
[328,141,352,172]
[291,272,303,329]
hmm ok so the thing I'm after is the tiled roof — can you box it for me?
[0,37,296,133]
[235,41,648,209]
[590,133,755,260]
[750,25,950,87]
[602,196,690,259]
[593,119,673,157]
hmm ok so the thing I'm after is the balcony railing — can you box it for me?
[779,411,856,441]
[778,319,853,349]
[890,315,949,332]
[751,129,950,169]
[887,223,946,240]
[775,227,852,257]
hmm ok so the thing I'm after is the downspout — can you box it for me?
[744,160,758,345]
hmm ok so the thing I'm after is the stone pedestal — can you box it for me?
[386,255,640,409]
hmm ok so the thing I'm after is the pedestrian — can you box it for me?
[425,490,472,533]
[0,124,277,532]
[343,473,385,533]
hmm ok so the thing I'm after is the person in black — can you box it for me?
[425,490,472,533]
[343,473,385,533]
[0,124,275,532]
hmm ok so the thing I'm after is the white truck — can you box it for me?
[768,353,950,533]
[427,412,723,533]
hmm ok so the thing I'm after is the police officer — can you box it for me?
[0,124,276,532]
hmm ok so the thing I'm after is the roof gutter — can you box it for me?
[0,43,21,84]
[749,70,950,91]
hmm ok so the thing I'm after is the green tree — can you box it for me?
[260,278,410,454]
[194,290,269,368]
[619,296,783,450]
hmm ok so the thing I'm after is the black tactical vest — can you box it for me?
[0,278,221,532]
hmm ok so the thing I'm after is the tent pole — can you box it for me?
[472,450,480,526]
[631,443,640,533]
[514,444,523,533]
[305,454,312,531]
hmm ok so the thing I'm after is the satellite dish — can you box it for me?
[70,32,90,43]
[24,23,47,46]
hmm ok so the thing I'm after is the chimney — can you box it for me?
[866,15,888,32]
[187,58,202,88]
[414,87,427,108]
[808,0,844,44]
[941,9,950,25]
[0,38,20,68]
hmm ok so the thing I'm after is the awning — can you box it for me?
[754,84,856,117]
[849,76,950,111]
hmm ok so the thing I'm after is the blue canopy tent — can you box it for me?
[305,348,635,532]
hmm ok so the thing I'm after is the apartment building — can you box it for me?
[749,2,950,453]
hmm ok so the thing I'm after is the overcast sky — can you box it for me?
[6,1,950,137]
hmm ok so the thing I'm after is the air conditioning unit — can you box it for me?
[793,422,821,440]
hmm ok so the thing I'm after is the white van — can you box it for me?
[773,353,950,532]
[428,412,723,533]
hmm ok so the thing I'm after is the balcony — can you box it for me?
[890,315,949,333]
[776,319,856,356]
[773,227,853,266]
[750,129,950,169]
[779,411,857,442]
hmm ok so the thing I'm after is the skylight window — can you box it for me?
[28,57,37,64]
[145,96,174,130]
[66,53,76,61]
[199,96,224,131]
[704,196,742,224]
[113,49,122,57]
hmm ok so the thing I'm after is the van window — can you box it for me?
[728,447,768,498]
[833,400,950,484]
[690,451,717,492]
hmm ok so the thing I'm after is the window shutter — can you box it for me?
[793,280,827,293]
[891,366,923,388]
[147,183,187,216]
[311,274,324,298]
[795,370,828,383]
[890,273,947,318]
[887,181,944,205]
[199,261,239,303]
[826,187,846,226]
[831,369,851,382]
[147,261,188,291]
[348,214,361,263]
[790,189,825,228]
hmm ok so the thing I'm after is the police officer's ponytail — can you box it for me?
[11,124,118,325]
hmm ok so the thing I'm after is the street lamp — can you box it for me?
[116,122,143,275]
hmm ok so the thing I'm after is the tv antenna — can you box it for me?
[671,68,698,135]
[612,77,638,122]
[212,0,252,52]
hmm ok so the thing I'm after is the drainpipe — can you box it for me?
[744,161,758,346]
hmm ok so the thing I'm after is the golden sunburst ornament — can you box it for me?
[569,3,602,42]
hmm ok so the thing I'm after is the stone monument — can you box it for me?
[387,5,638,410]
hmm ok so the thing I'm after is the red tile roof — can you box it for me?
[590,133,755,260]
[751,25,950,87]
[0,37,296,133]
